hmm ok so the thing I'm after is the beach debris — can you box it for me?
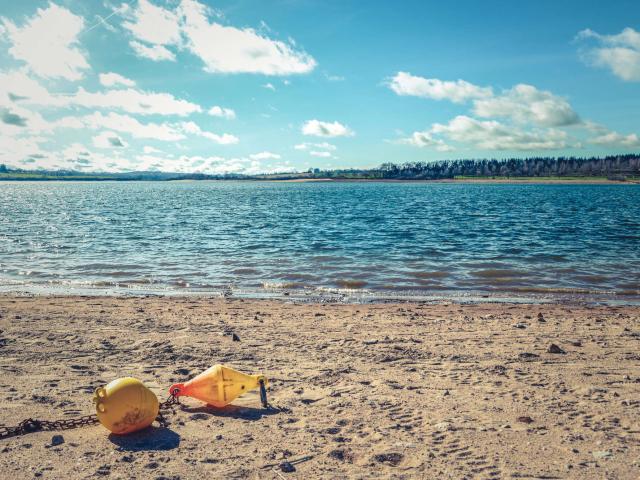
[547,344,566,354]
[170,364,268,408]
[94,377,159,434]
[50,434,64,446]
[512,323,527,329]
[517,416,534,424]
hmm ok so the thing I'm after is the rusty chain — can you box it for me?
[0,392,181,441]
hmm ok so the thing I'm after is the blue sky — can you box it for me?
[1,0,639,174]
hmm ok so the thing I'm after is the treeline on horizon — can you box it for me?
[0,154,639,181]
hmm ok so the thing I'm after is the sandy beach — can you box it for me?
[0,295,638,479]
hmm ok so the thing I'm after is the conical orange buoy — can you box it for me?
[170,365,268,408]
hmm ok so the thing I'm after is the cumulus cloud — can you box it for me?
[388,72,492,103]
[249,151,280,160]
[577,27,640,81]
[589,130,640,148]
[92,131,129,148]
[123,0,182,48]
[129,40,176,61]
[179,121,239,144]
[389,72,582,151]
[302,120,354,137]
[178,0,317,75]
[120,0,317,74]
[431,115,568,151]
[208,105,236,119]
[398,131,453,152]
[99,72,136,88]
[1,4,89,81]
[473,84,580,127]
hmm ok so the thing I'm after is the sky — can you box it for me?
[0,0,639,174]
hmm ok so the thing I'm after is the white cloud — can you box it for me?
[249,151,280,160]
[69,87,201,116]
[4,75,201,116]
[143,145,163,154]
[294,142,336,151]
[179,121,239,144]
[123,0,182,47]
[262,83,276,91]
[208,105,236,119]
[388,72,492,103]
[398,131,453,152]
[99,72,136,88]
[129,40,176,61]
[0,133,49,168]
[309,150,332,158]
[302,120,354,137]
[577,28,640,81]
[1,4,89,81]
[0,71,56,105]
[57,112,186,141]
[589,130,640,148]
[92,131,129,149]
[431,115,568,151]
[178,0,317,75]
[472,84,580,127]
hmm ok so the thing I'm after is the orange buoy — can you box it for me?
[93,377,159,434]
[170,365,267,408]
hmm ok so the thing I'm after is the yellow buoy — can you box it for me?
[93,377,159,434]
[170,365,267,408]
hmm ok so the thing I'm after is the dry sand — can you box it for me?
[0,295,639,479]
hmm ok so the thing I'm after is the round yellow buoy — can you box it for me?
[93,377,159,434]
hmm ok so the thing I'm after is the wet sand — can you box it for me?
[0,295,639,479]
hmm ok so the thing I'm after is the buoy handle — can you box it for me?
[169,383,184,397]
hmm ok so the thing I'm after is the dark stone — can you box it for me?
[537,313,546,322]
[50,435,64,446]
[328,449,345,461]
[519,352,540,360]
[231,333,240,342]
[279,461,296,473]
[517,416,534,424]
[373,452,403,466]
[548,344,566,354]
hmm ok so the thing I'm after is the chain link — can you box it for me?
[0,393,181,441]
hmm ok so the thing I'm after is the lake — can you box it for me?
[1,181,638,301]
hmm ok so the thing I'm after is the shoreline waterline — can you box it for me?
[2,283,639,306]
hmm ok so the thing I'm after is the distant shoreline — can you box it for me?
[1,176,638,184]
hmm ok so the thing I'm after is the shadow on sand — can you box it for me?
[108,426,180,451]
[181,404,283,421]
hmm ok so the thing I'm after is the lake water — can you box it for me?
[1,181,639,302]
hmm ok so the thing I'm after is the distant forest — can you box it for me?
[0,154,639,181]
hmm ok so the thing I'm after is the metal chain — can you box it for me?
[0,392,181,441]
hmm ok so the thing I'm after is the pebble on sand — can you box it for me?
[547,343,566,354]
